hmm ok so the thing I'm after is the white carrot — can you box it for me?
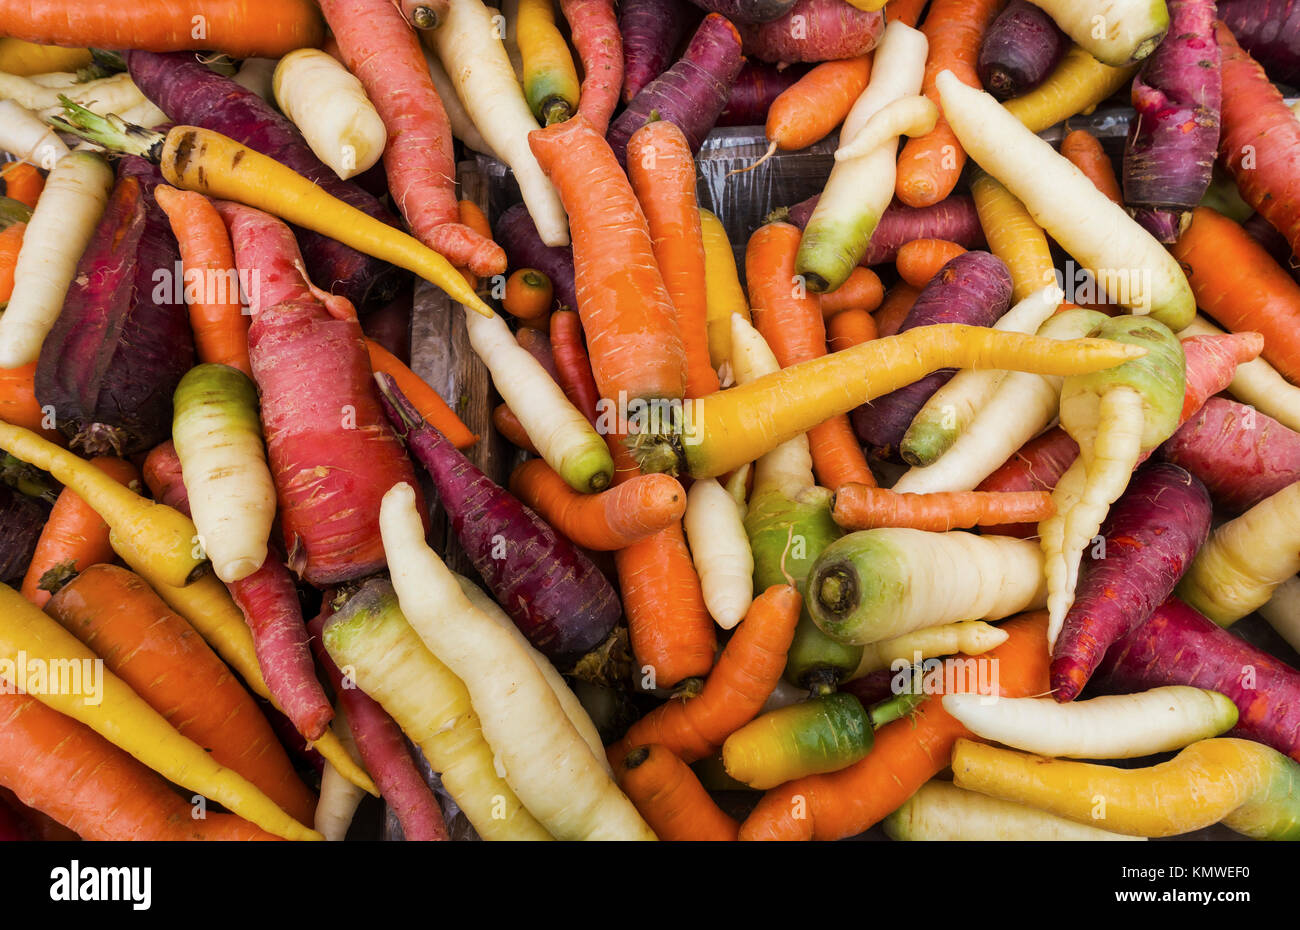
[0,71,147,116]
[832,94,937,162]
[232,57,279,101]
[421,44,498,158]
[0,99,69,168]
[1260,575,1300,654]
[1023,0,1170,66]
[684,477,755,630]
[274,49,387,180]
[851,620,1008,678]
[314,707,368,841]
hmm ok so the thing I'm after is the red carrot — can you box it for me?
[560,0,624,134]
[738,0,885,62]
[550,310,602,425]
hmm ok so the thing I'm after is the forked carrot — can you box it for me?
[895,237,967,288]
[827,308,879,352]
[821,266,885,317]
[0,361,60,443]
[747,222,875,490]
[873,282,920,337]
[607,584,801,767]
[1,163,44,209]
[365,339,477,449]
[830,483,1056,531]
[1060,129,1122,203]
[617,744,739,841]
[509,457,686,550]
[550,310,602,426]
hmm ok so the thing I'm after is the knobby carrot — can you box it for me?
[896,0,1003,207]
[617,744,740,841]
[453,199,494,291]
[20,456,139,608]
[0,362,60,444]
[830,483,1056,531]
[627,120,719,398]
[873,282,920,337]
[606,584,802,767]
[747,222,875,490]
[550,310,602,426]
[895,237,967,288]
[154,185,252,377]
[365,339,477,449]
[822,267,885,317]
[1,163,44,209]
[739,611,1050,841]
[1060,129,1122,203]
[510,457,686,550]
[827,308,879,352]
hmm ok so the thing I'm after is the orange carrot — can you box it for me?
[509,457,686,550]
[607,584,800,766]
[873,282,920,337]
[0,689,276,841]
[531,114,685,405]
[766,55,873,154]
[1,163,44,209]
[454,198,494,291]
[550,309,602,426]
[154,185,252,376]
[1060,129,1122,203]
[831,483,1056,531]
[0,361,60,443]
[746,222,875,490]
[46,564,318,826]
[503,269,554,322]
[320,0,505,276]
[827,308,879,353]
[617,744,739,841]
[896,0,1003,208]
[366,338,477,449]
[0,222,24,305]
[895,237,967,288]
[493,403,540,454]
[20,456,139,608]
[739,611,1051,841]
[627,120,719,398]
[886,0,929,28]
[1171,207,1300,384]
[821,266,885,317]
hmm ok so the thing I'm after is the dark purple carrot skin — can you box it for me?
[1051,463,1212,702]
[35,162,194,457]
[786,194,986,265]
[375,374,622,661]
[496,203,578,311]
[620,0,694,104]
[1132,207,1184,244]
[1097,597,1300,762]
[361,284,414,365]
[308,594,450,842]
[687,0,795,24]
[1122,0,1220,214]
[607,13,745,166]
[1159,396,1300,512]
[977,0,1068,101]
[1218,0,1300,87]
[738,0,884,63]
[851,251,1013,459]
[125,50,404,310]
[260,698,326,777]
[1242,212,1300,284]
[717,61,810,126]
[0,485,49,585]
[838,668,895,708]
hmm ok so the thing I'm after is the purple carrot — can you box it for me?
[125,50,404,310]
[375,373,621,661]
[34,160,193,457]
[718,61,810,126]
[785,194,986,265]
[1159,396,1300,512]
[1122,0,1220,236]
[738,0,884,63]
[977,0,1068,100]
[687,0,795,23]
[620,0,694,103]
[1097,597,1300,762]
[0,484,49,585]
[496,203,578,312]
[1051,463,1212,702]
[1218,0,1300,87]
[361,284,414,365]
[1241,212,1300,284]
[1131,207,1185,244]
[852,251,1013,460]
[309,591,450,842]
[607,12,745,166]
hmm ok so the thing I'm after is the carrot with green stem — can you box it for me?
[1003,45,1139,133]
[558,0,623,134]
[617,745,738,841]
[517,0,582,125]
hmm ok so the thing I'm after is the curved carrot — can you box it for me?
[0,222,24,305]
[1060,129,1122,204]
[895,237,968,288]
[154,185,252,376]
[821,266,884,316]
[969,169,1056,303]
[559,0,624,135]
[747,222,875,490]
[739,611,1050,841]
[0,360,60,444]
[617,744,739,841]
[896,0,1003,208]
[20,456,139,607]
[510,457,686,550]
[827,307,878,352]
[766,55,873,153]
[1,164,44,209]
[830,483,1056,531]
[606,584,801,766]
[366,338,477,449]
[550,310,602,426]
[503,269,554,321]
[873,282,920,337]
[493,403,540,454]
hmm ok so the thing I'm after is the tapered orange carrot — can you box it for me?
[550,310,602,426]
[1060,129,1122,203]
[822,266,885,316]
[366,339,476,449]
[617,744,739,841]
[873,282,920,337]
[830,483,1056,532]
[827,308,879,352]
[895,238,967,288]
[764,55,873,155]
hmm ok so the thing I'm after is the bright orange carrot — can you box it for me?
[896,0,1003,208]
[747,222,875,490]
[493,403,540,454]
[830,483,1056,531]
[606,584,801,767]
[739,611,1050,841]
[821,266,885,317]
[46,564,318,827]
[873,282,920,337]
[454,198,494,291]
[503,269,554,322]
[627,120,719,398]
[827,308,879,352]
[20,456,139,608]
[886,0,928,28]
[154,185,252,376]
[0,361,60,443]
[765,55,873,154]
[1,163,44,209]
[895,237,968,288]
[531,114,686,405]
[509,457,686,550]
[0,222,24,305]
[366,338,477,449]
[550,310,602,426]
[617,744,739,841]
[1059,129,1122,203]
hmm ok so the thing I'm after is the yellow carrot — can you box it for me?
[970,170,1055,303]
[1004,45,1138,133]
[700,208,749,370]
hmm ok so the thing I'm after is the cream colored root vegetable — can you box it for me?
[730,313,814,497]
[832,94,937,161]
[380,482,656,841]
[1260,575,1300,654]
[851,620,1008,678]
[0,71,147,116]
[314,707,368,841]
[421,44,498,157]
[274,49,387,179]
[233,57,279,101]
[0,99,70,168]
[684,477,755,630]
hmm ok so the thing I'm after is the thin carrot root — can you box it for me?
[728,140,778,177]
[831,485,1055,532]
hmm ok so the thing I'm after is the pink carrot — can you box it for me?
[560,0,625,134]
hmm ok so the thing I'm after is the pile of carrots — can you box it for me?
[1,0,1300,844]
